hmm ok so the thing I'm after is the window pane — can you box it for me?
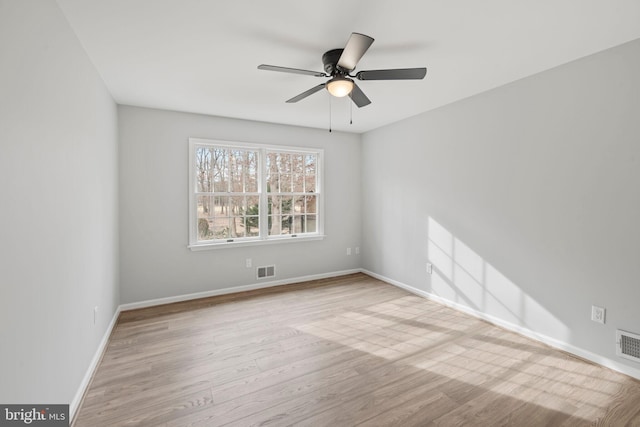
[294,196,305,214]
[230,196,249,238]
[197,195,213,219]
[292,154,304,172]
[268,214,294,235]
[214,196,229,216]
[213,148,229,192]
[305,154,316,174]
[247,195,259,214]
[229,216,244,238]
[304,176,316,193]
[268,195,280,215]
[267,152,295,192]
[279,153,292,173]
[292,155,304,192]
[281,196,293,214]
[266,152,277,192]
[245,216,259,236]
[281,215,292,234]
[245,151,258,192]
[211,217,231,239]
[306,215,317,233]
[292,175,304,192]
[245,194,260,237]
[195,147,212,192]
[277,174,291,192]
[268,215,281,235]
[198,218,212,240]
[267,174,277,193]
[268,196,279,235]
[196,196,215,240]
[305,195,317,214]
[230,196,245,216]
[228,150,243,192]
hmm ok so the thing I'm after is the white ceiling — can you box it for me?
[57,0,640,133]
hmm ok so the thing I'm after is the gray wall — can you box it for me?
[118,106,362,303]
[0,0,119,404]
[362,38,640,373]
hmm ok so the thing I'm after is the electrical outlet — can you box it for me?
[246,258,252,268]
[591,306,605,324]
[93,306,98,325]
[355,247,360,255]
[426,263,433,274]
[347,247,351,256]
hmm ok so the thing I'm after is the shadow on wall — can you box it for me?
[426,217,569,342]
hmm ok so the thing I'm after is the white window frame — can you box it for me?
[188,138,325,250]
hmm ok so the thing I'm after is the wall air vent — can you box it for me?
[616,330,640,363]
[257,265,275,280]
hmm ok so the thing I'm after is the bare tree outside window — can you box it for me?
[195,146,259,241]
[267,151,317,236]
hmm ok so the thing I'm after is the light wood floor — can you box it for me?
[73,273,640,426]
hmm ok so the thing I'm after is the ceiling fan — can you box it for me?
[258,33,427,107]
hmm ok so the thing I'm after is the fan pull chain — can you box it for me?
[328,94,332,132]
[350,98,353,125]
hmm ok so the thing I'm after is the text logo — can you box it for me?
[1,405,68,426]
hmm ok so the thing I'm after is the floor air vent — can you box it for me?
[257,265,275,279]
[616,330,640,363]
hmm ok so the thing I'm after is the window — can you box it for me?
[189,138,323,249]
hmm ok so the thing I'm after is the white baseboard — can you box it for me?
[70,304,121,421]
[362,269,640,381]
[119,269,362,311]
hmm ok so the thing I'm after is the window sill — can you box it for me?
[188,234,326,251]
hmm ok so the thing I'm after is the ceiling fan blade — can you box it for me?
[258,64,326,77]
[355,67,427,81]
[286,84,326,103]
[337,33,374,72]
[349,82,371,108]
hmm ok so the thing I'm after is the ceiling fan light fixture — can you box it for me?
[326,76,354,97]
[258,32,426,108]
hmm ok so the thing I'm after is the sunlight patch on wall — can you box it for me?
[427,217,569,341]
[485,264,524,325]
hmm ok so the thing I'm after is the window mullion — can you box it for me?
[259,148,268,239]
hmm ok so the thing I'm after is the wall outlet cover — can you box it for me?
[591,306,605,324]
[426,263,433,274]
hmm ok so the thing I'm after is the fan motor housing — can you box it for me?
[322,49,346,75]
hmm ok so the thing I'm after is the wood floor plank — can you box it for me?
[290,365,455,426]
[167,365,363,426]
[75,387,213,427]
[72,273,640,427]
[220,355,428,427]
